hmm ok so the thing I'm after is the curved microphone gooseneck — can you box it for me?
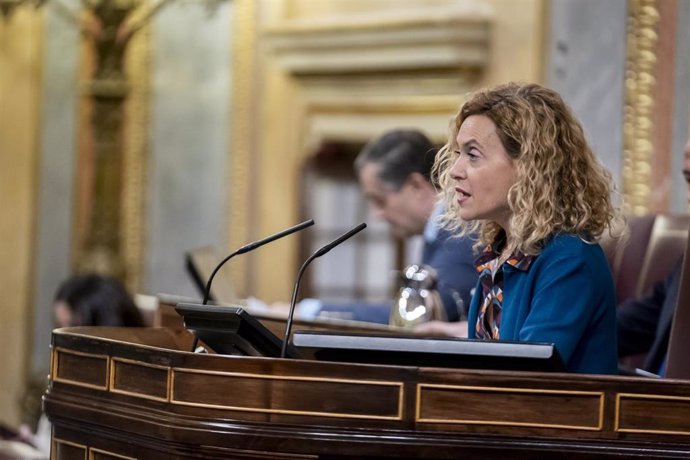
[280,223,367,358]
[202,219,315,305]
[189,219,314,352]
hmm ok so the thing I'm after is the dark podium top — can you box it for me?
[45,326,690,459]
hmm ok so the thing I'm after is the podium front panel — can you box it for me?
[45,326,690,459]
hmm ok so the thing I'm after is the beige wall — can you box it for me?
[245,0,546,302]
[0,10,42,427]
[281,0,545,85]
[485,0,546,85]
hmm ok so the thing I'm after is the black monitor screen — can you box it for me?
[292,331,565,372]
[175,303,300,359]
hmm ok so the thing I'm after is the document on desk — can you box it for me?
[0,440,46,460]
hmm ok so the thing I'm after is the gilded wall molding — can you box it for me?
[301,96,464,157]
[263,9,491,75]
[228,0,257,296]
[622,0,659,215]
[123,9,152,293]
[72,0,157,286]
[251,3,495,301]
[0,8,43,427]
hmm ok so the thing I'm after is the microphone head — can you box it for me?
[313,223,367,258]
[203,219,315,304]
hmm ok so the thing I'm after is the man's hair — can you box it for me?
[434,82,622,256]
[354,129,437,189]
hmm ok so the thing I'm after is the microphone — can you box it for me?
[186,219,314,353]
[202,219,314,305]
[280,222,367,358]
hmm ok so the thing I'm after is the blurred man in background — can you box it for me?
[355,129,478,323]
[617,139,690,376]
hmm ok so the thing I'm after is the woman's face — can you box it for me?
[54,301,74,328]
[450,115,518,232]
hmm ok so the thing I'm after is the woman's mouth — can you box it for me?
[455,187,471,205]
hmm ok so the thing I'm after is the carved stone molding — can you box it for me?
[263,7,491,75]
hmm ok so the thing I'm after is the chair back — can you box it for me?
[636,214,690,297]
[602,213,689,303]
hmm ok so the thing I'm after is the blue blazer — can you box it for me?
[617,260,682,373]
[422,227,478,322]
[467,234,618,374]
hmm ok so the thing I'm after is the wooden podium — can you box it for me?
[45,326,690,459]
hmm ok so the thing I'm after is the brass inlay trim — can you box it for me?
[89,447,137,460]
[615,392,690,435]
[109,357,171,402]
[50,346,55,382]
[621,0,660,215]
[53,437,87,460]
[171,368,404,420]
[53,347,109,391]
[416,384,604,431]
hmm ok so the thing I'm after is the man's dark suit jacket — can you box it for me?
[422,227,477,322]
[316,227,478,324]
[617,260,682,373]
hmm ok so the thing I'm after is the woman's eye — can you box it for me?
[454,148,479,161]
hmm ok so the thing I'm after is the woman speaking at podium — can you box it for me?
[433,82,621,374]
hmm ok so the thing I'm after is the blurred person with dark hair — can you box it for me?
[355,129,478,324]
[19,273,145,454]
[53,273,145,328]
[617,140,690,376]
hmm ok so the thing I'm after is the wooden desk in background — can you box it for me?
[154,293,403,338]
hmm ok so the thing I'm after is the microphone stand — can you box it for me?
[280,223,367,358]
[280,255,317,359]
[188,219,314,352]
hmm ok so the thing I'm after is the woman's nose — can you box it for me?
[450,156,465,180]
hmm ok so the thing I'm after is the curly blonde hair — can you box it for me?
[434,82,621,256]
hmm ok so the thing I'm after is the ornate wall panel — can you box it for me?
[621,0,664,215]
[551,0,689,214]
[251,2,498,301]
[122,13,152,294]
[0,8,42,427]
[228,0,258,297]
